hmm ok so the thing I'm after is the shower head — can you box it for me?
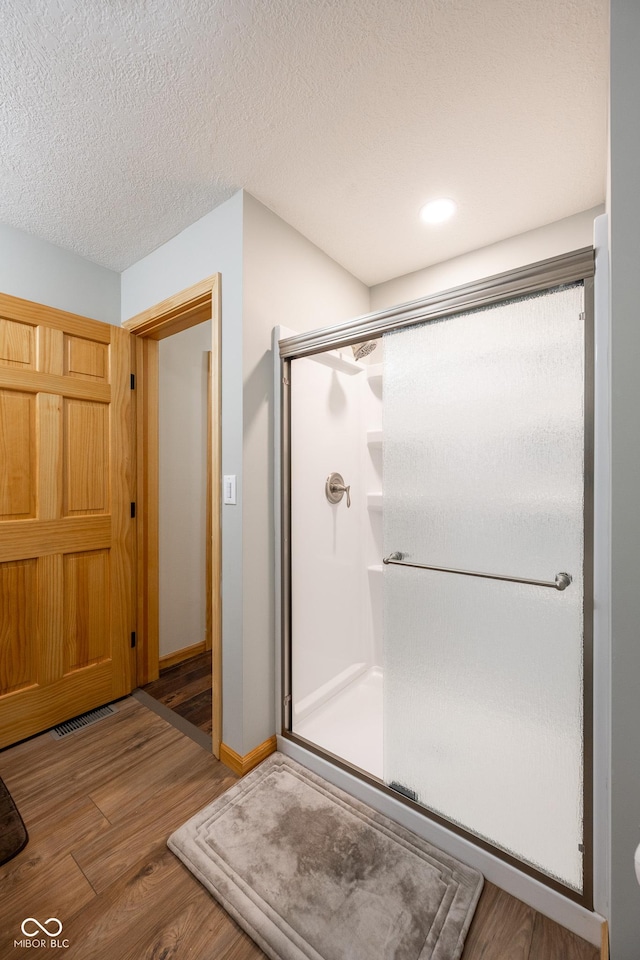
[351,341,377,361]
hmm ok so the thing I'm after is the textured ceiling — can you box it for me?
[0,0,608,285]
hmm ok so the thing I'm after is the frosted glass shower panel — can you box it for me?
[383,285,585,890]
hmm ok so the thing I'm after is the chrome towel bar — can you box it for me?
[382,552,572,592]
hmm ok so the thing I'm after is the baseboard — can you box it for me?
[220,735,278,777]
[601,919,608,960]
[159,641,206,671]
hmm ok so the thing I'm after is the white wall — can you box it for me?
[0,222,120,324]
[158,320,211,658]
[609,2,640,955]
[121,191,246,751]
[242,192,370,753]
[370,207,604,312]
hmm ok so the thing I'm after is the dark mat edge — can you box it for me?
[0,777,29,866]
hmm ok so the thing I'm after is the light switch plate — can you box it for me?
[223,475,237,505]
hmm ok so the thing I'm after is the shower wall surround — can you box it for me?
[290,350,382,737]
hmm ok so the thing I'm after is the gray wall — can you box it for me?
[120,190,370,755]
[121,191,246,752]
[0,222,120,324]
[609,2,640,955]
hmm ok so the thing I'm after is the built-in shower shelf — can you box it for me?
[367,493,383,511]
[366,363,383,382]
[366,430,383,448]
[367,564,383,575]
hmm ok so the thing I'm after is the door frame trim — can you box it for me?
[123,274,222,757]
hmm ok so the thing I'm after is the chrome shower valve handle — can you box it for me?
[325,472,351,508]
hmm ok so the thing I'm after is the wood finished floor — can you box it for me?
[0,698,599,960]
[142,651,213,735]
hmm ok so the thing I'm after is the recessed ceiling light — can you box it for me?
[419,198,457,224]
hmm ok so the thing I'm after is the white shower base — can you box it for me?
[292,664,582,889]
[294,666,383,779]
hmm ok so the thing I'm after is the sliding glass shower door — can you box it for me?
[382,285,587,892]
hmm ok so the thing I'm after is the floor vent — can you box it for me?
[50,704,118,739]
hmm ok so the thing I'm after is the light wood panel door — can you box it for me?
[0,293,135,747]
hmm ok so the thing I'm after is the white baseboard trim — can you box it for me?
[277,735,604,947]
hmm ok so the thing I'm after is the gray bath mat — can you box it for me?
[168,753,483,960]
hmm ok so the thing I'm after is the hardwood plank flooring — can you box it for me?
[463,881,600,960]
[0,698,599,960]
[529,911,600,960]
[462,880,536,959]
[142,651,212,735]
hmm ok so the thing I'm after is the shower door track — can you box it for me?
[278,246,595,909]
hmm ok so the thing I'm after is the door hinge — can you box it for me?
[130,502,136,519]
[130,373,135,389]
[283,694,292,707]
[130,632,136,649]
[282,377,290,386]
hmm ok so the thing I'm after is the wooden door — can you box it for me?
[0,293,135,748]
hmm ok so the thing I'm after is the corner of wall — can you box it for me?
[117,192,247,758]
[369,206,605,313]
[0,223,121,325]
[120,190,244,322]
[241,194,370,755]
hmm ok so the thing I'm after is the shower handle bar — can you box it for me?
[382,552,572,592]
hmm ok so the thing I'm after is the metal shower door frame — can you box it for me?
[278,246,595,907]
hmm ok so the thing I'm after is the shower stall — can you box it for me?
[278,248,594,906]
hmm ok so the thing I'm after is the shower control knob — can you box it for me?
[325,472,351,508]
